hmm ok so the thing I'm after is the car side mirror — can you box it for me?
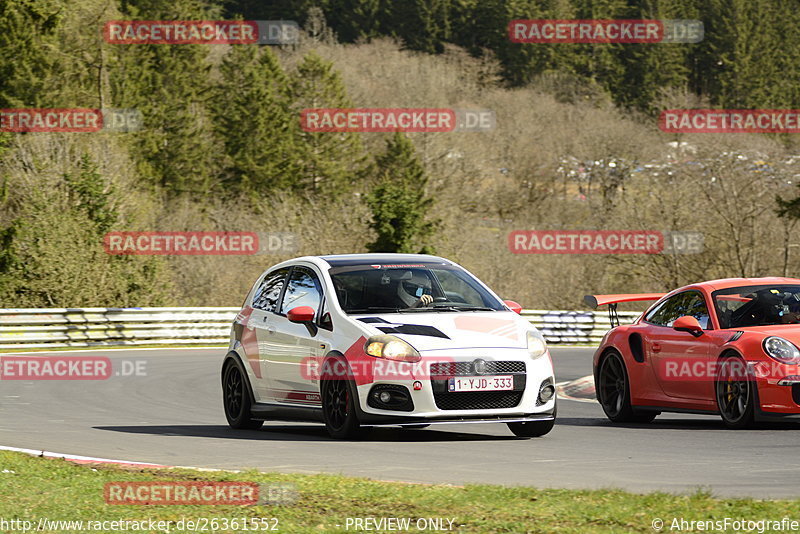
[503,300,523,314]
[673,315,703,337]
[287,306,315,323]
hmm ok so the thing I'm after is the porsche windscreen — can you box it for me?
[328,264,505,314]
[713,285,800,328]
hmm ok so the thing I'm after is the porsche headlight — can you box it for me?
[763,336,800,363]
[364,335,421,363]
[527,331,547,359]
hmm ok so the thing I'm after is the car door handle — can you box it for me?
[266,326,276,334]
[651,342,661,353]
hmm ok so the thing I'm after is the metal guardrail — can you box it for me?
[523,309,640,344]
[0,307,641,349]
[0,308,238,349]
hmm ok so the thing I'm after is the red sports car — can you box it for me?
[586,277,800,428]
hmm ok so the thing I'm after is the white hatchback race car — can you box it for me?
[222,254,556,439]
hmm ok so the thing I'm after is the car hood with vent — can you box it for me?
[355,312,531,351]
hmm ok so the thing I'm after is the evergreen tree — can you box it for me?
[63,155,118,233]
[325,0,384,42]
[697,0,797,108]
[366,133,437,253]
[0,0,63,107]
[389,0,451,53]
[0,155,172,307]
[290,51,366,196]
[108,0,223,196]
[613,0,697,113]
[214,45,299,196]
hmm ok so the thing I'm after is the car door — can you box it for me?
[262,265,328,406]
[644,291,714,400]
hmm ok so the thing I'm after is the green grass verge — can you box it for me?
[0,451,798,533]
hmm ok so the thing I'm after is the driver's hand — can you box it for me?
[418,294,434,306]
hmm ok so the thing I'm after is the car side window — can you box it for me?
[681,292,712,329]
[252,267,290,313]
[644,297,677,326]
[280,266,323,316]
[645,291,711,329]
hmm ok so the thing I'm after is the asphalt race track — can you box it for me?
[1,347,799,498]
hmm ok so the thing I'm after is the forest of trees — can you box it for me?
[0,0,799,309]
[233,0,800,113]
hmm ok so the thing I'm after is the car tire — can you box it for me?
[321,356,369,440]
[715,354,756,429]
[222,358,264,430]
[597,350,657,424]
[507,402,556,437]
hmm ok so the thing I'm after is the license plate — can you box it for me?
[447,375,514,392]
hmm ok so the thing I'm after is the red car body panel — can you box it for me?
[591,277,800,418]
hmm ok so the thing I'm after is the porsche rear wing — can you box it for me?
[583,293,665,327]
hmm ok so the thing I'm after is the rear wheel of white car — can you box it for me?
[507,402,556,437]
[223,359,264,430]
[321,356,368,439]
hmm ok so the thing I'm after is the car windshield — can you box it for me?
[713,284,800,328]
[328,263,505,314]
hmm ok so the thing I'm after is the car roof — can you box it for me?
[318,253,453,267]
[691,277,800,292]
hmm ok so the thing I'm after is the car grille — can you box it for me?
[429,360,526,410]
[432,391,524,410]
[429,360,525,377]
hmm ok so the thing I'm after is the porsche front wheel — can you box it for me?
[715,355,755,429]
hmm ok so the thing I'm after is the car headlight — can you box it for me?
[527,331,547,359]
[364,335,421,363]
[763,336,800,363]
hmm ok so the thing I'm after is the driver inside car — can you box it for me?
[396,271,434,308]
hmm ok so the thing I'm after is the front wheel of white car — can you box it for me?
[507,403,556,437]
[321,356,370,440]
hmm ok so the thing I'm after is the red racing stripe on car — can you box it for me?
[453,316,519,341]
[343,336,374,386]
[236,305,261,378]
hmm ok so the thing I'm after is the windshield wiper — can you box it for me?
[346,307,403,314]
[430,305,497,312]
[397,307,459,312]
[347,305,497,314]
